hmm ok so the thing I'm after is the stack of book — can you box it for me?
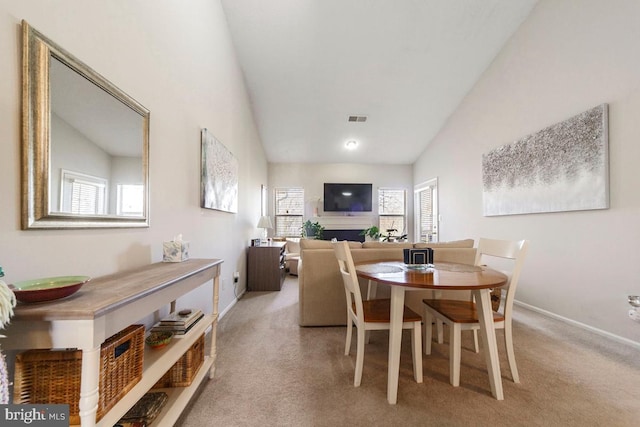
[151,309,203,335]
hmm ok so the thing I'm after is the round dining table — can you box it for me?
[356,261,508,404]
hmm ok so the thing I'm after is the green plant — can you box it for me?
[301,220,325,239]
[359,226,381,240]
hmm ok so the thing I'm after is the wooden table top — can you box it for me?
[12,258,222,321]
[355,261,507,290]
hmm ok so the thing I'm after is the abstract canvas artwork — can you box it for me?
[482,104,609,216]
[201,128,238,213]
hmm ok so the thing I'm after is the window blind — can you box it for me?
[275,187,304,237]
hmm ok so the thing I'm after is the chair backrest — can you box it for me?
[332,240,365,324]
[474,238,529,318]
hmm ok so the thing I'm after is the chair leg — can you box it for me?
[504,322,520,383]
[364,281,376,345]
[423,307,433,355]
[345,319,353,356]
[472,329,479,353]
[430,290,444,344]
[354,326,365,387]
[449,323,461,387]
[411,321,423,383]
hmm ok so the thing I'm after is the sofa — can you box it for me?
[298,238,477,326]
[284,238,301,275]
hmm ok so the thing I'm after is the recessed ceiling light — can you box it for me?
[345,140,358,150]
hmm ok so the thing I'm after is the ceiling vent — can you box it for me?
[348,115,368,123]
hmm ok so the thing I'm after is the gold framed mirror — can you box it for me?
[22,20,150,229]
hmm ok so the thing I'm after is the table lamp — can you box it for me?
[257,215,273,243]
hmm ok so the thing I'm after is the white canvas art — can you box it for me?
[201,129,238,213]
[482,104,609,216]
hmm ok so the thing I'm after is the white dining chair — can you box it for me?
[332,240,423,387]
[422,238,529,387]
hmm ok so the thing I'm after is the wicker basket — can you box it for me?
[14,324,144,424]
[153,333,205,388]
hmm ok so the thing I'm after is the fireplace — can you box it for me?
[322,229,365,242]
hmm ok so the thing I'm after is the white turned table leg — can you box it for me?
[387,286,405,404]
[79,347,100,427]
[209,275,220,379]
[209,319,218,378]
[474,289,504,400]
[366,280,377,300]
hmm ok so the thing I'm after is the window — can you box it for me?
[414,179,438,243]
[274,187,304,237]
[261,184,268,216]
[60,170,107,215]
[378,188,406,237]
[117,184,144,216]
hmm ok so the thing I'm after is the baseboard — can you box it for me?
[515,300,640,350]
[219,288,246,319]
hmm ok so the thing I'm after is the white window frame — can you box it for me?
[378,187,407,240]
[414,178,439,243]
[116,183,144,217]
[59,169,108,215]
[274,187,304,237]
[261,184,268,216]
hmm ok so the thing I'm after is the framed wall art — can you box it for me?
[201,128,238,213]
[482,104,609,216]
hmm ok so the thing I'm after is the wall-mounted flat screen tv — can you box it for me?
[324,183,373,212]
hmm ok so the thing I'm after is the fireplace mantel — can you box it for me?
[312,216,373,230]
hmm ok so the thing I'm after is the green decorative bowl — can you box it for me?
[9,275,90,303]
[146,331,174,349]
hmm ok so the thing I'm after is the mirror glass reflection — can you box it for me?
[50,58,145,217]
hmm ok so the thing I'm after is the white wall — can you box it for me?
[269,163,414,239]
[0,1,267,317]
[414,0,640,344]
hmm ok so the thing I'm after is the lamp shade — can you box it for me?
[257,216,273,229]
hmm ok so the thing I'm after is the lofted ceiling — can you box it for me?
[221,0,538,164]
[51,57,144,158]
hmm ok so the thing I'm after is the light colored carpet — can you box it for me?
[177,276,640,426]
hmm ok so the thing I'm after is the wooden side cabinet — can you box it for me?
[247,242,286,291]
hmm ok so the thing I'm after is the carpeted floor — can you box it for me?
[177,276,640,426]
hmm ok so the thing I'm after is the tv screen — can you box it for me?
[323,183,373,212]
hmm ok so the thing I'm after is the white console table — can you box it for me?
[3,258,222,427]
